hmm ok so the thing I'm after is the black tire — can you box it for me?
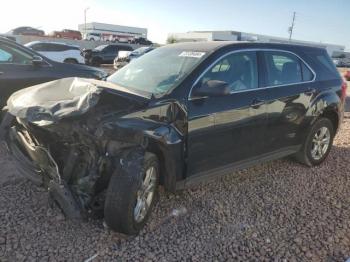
[91,57,102,67]
[104,152,159,235]
[294,117,335,166]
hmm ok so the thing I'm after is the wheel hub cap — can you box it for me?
[134,166,157,223]
[311,126,330,160]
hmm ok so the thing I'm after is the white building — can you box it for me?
[78,22,147,38]
[169,31,345,56]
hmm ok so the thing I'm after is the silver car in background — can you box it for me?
[114,46,155,69]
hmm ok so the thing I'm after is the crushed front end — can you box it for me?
[0,77,152,219]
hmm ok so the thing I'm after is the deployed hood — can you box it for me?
[7,77,148,126]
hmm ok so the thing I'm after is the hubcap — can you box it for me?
[311,126,331,160]
[134,166,157,223]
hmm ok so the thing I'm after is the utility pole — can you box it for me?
[288,11,296,41]
[84,7,90,37]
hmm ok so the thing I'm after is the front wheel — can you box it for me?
[104,152,159,235]
[294,117,335,166]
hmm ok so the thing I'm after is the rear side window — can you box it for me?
[44,44,77,52]
[316,54,338,74]
[31,43,45,51]
[0,43,33,64]
[263,51,303,86]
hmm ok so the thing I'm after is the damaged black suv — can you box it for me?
[0,42,346,235]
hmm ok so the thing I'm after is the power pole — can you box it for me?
[288,11,296,41]
[84,7,90,37]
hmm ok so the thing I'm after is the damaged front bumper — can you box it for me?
[0,112,83,219]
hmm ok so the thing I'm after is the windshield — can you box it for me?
[131,47,149,55]
[94,45,107,51]
[107,47,207,96]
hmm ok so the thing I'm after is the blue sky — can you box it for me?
[1,0,349,48]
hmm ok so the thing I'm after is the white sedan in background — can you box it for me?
[25,41,85,64]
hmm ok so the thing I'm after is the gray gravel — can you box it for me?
[1,111,350,261]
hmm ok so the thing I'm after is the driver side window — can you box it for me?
[199,51,258,93]
[0,49,12,63]
[0,43,33,64]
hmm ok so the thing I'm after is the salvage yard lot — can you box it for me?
[0,76,350,261]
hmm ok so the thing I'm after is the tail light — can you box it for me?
[341,81,347,101]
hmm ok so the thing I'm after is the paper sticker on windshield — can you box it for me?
[179,51,206,58]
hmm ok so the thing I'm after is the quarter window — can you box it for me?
[263,52,303,86]
[197,51,258,93]
[301,62,314,81]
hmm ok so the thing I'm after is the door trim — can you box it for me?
[176,145,301,190]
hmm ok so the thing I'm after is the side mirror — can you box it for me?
[32,55,44,66]
[192,80,230,98]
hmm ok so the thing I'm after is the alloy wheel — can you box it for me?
[311,126,331,160]
[134,166,157,223]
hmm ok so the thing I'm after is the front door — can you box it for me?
[187,51,268,176]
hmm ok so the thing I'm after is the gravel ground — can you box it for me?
[1,99,350,261]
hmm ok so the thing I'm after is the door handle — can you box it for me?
[251,98,265,108]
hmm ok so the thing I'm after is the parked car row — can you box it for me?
[8,27,82,40]
[332,51,350,68]
[6,27,153,45]
[0,37,107,110]
[0,40,346,235]
[84,33,152,45]
[82,44,134,66]
[25,41,84,64]
[8,27,45,36]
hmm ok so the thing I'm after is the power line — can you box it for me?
[288,11,296,40]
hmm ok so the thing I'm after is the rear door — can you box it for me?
[187,50,268,175]
[261,50,316,151]
[103,45,119,63]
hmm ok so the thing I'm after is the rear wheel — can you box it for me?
[294,117,334,166]
[104,152,159,235]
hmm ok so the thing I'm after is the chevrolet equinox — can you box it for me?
[0,42,346,235]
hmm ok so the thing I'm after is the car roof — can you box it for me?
[0,36,16,43]
[163,41,325,53]
[25,41,79,48]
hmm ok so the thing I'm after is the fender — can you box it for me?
[102,101,186,192]
[303,88,341,137]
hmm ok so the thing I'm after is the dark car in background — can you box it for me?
[0,37,107,109]
[9,27,45,36]
[114,46,155,69]
[49,29,82,40]
[131,37,152,46]
[82,44,133,66]
[0,42,346,235]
